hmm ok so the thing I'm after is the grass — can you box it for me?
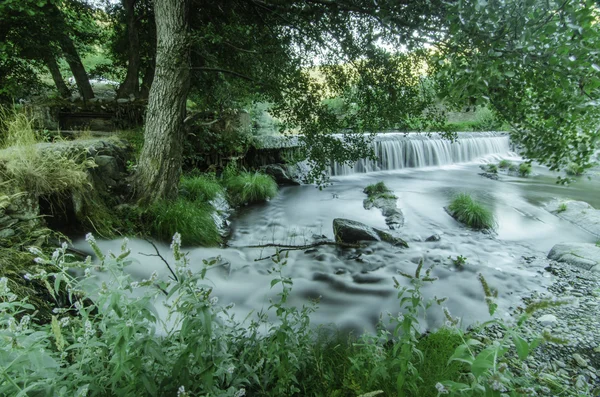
[448,193,497,230]
[364,181,391,196]
[147,198,221,247]
[518,163,532,177]
[180,173,224,202]
[498,159,512,169]
[223,170,278,206]
[557,203,568,213]
[565,162,582,176]
[486,164,498,174]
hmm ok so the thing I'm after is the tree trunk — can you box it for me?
[44,55,71,98]
[59,35,95,101]
[139,58,155,99]
[116,0,141,99]
[134,0,190,204]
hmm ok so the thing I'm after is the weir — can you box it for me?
[330,131,511,175]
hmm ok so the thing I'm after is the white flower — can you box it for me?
[84,320,93,338]
[170,233,182,250]
[226,365,235,374]
[0,277,9,295]
[210,297,218,305]
[60,317,70,327]
[85,233,96,244]
[435,382,449,394]
[28,247,43,256]
[233,388,246,397]
[126,319,133,327]
[23,273,32,280]
[61,241,68,250]
[84,268,91,277]
[52,249,60,261]
[130,281,139,288]
[34,257,45,264]
[176,385,186,397]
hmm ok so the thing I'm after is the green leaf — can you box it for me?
[471,346,497,377]
[512,334,530,360]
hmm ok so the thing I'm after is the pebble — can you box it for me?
[573,353,588,367]
[538,314,558,326]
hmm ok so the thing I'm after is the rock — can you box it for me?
[547,243,600,272]
[573,353,588,367]
[546,199,600,239]
[363,196,405,229]
[425,234,441,242]
[537,314,558,326]
[479,172,499,180]
[332,218,408,248]
[116,98,129,104]
[94,155,120,180]
[260,164,300,186]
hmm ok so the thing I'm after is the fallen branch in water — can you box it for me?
[236,240,363,261]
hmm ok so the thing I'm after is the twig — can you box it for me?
[140,239,178,282]
[237,240,363,261]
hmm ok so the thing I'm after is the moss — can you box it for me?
[363,181,390,197]
[498,159,512,169]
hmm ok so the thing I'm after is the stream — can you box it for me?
[76,133,600,334]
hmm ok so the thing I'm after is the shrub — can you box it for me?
[557,203,568,213]
[448,193,497,230]
[498,159,512,169]
[565,162,582,176]
[224,170,277,206]
[180,173,224,202]
[518,163,532,177]
[147,198,221,246]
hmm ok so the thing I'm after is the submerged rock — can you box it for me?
[363,195,405,229]
[547,243,600,272]
[332,218,408,247]
[425,234,441,242]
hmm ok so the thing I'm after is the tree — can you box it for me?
[134,0,189,202]
[136,0,449,202]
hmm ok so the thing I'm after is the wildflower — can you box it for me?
[84,268,91,277]
[23,273,32,280]
[126,319,133,328]
[60,317,70,327]
[84,320,94,338]
[85,233,96,244]
[177,385,187,397]
[210,296,218,305]
[130,281,140,289]
[234,389,246,397]
[61,241,68,251]
[435,383,449,394]
[34,257,45,264]
[52,249,60,261]
[28,247,43,256]
[0,277,9,295]
[226,365,235,374]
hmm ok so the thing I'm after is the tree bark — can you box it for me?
[134,0,190,204]
[116,0,141,98]
[59,35,95,100]
[44,55,71,98]
[139,58,155,98]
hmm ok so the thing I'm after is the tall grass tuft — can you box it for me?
[498,159,512,169]
[180,173,224,202]
[363,181,390,196]
[448,193,497,230]
[518,163,532,177]
[224,170,277,206]
[148,198,221,246]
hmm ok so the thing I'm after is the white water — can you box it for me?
[331,132,511,175]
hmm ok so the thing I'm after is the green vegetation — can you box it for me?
[565,163,583,177]
[498,159,512,169]
[0,238,571,396]
[180,173,224,202]
[557,203,568,213]
[364,181,397,200]
[485,164,498,174]
[223,164,278,206]
[518,163,532,177]
[508,163,519,173]
[448,193,497,230]
[448,255,467,269]
[147,199,221,247]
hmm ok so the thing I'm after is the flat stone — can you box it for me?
[538,314,558,326]
[333,218,408,248]
[546,199,600,239]
[425,234,441,242]
[573,353,588,367]
[548,243,600,272]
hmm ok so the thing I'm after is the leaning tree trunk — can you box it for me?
[139,58,155,99]
[116,0,141,98]
[134,0,190,204]
[44,55,71,98]
[59,35,95,101]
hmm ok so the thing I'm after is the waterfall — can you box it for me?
[330,132,510,176]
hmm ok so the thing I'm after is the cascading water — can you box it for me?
[330,132,511,175]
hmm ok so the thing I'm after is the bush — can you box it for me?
[448,193,497,230]
[364,181,390,196]
[518,163,532,177]
[498,159,512,169]
[565,163,582,176]
[147,198,221,246]
[224,170,277,206]
[180,173,224,202]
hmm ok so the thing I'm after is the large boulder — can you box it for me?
[363,196,405,229]
[333,218,408,247]
[547,243,600,272]
[546,200,600,239]
[260,164,301,186]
